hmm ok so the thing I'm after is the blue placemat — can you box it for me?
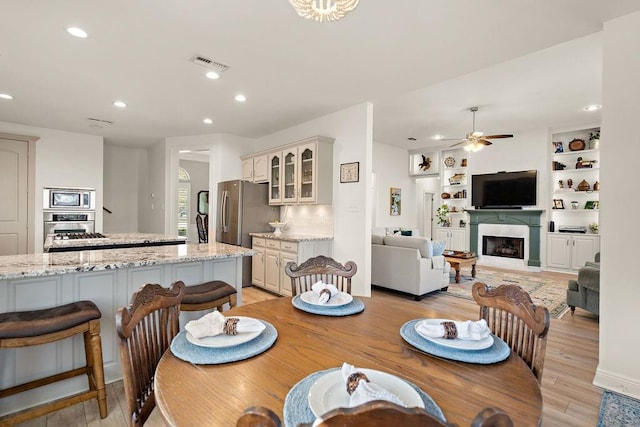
[170,320,277,364]
[400,319,510,364]
[283,368,445,427]
[291,295,365,316]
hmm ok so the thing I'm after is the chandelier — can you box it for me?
[288,0,360,22]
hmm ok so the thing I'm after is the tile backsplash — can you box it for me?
[280,205,333,236]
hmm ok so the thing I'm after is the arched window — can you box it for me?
[177,167,191,237]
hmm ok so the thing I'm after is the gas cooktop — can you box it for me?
[53,232,109,240]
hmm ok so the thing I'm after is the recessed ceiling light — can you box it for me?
[235,94,246,102]
[113,100,127,108]
[66,27,88,38]
[179,150,192,154]
[584,104,601,111]
[432,135,443,140]
[206,71,220,80]
[0,93,14,100]
[203,118,213,124]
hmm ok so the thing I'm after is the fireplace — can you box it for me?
[467,209,544,269]
[483,235,525,259]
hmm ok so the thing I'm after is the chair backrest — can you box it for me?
[236,402,513,427]
[196,213,208,243]
[471,282,550,382]
[284,255,357,296]
[116,281,185,427]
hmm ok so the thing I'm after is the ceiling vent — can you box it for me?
[87,117,113,126]
[189,55,230,73]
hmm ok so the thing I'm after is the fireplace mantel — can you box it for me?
[466,209,545,267]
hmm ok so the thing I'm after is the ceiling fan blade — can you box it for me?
[450,140,468,147]
[482,134,513,139]
[477,139,493,146]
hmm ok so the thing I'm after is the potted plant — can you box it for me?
[437,204,449,226]
[589,130,600,149]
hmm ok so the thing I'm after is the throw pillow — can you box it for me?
[371,234,385,245]
[432,240,446,256]
[400,230,412,236]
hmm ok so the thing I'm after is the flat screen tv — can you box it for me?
[471,170,537,208]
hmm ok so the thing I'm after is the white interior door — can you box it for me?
[0,138,28,255]
[422,192,434,240]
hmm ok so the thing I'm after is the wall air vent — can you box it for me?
[189,55,230,73]
[86,117,114,127]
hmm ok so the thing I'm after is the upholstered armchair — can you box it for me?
[567,253,600,316]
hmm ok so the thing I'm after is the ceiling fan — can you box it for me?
[446,107,513,152]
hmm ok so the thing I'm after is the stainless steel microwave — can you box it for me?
[43,187,96,210]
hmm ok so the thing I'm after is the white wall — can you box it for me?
[373,142,417,230]
[145,141,166,233]
[0,121,103,251]
[594,11,640,399]
[103,145,147,233]
[256,103,373,296]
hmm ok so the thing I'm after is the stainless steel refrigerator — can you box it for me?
[216,179,279,286]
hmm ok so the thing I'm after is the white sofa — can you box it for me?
[371,234,451,300]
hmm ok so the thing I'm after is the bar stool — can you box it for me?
[180,280,238,312]
[0,301,107,425]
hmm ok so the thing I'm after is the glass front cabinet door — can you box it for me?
[298,143,315,203]
[268,152,282,204]
[282,147,298,203]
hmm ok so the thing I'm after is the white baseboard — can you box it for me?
[594,367,640,400]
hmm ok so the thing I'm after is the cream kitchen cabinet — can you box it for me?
[266,136,334,205]
[251,237,266,287]
[241,154,268,183]
[546,233,600,270]
[252,235,332,296]
[435,228,468,251]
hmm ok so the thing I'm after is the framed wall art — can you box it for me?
[390,188,401,215]
[553,199,565,209]
[340,162,359,183]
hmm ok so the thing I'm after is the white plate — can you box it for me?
[185,316,265,348]
[299,291,353,307]
[307,368,424,417]
[415,319,494,351]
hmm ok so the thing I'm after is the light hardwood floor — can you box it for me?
[15,268,601,427]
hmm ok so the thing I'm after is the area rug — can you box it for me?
[598,391,640,426]
[442,268,571,319]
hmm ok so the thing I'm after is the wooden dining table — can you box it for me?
[154,296,542,426]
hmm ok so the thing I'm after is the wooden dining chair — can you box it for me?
[236,402,513,427]
[116,281,185,427]
[471,282,550,382]
[284,255,357,297]
[196,213,208,243]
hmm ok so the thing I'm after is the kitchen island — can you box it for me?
[43,232,187,252]
[0,242,254,416]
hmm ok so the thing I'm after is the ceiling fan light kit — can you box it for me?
[288,0,360,22]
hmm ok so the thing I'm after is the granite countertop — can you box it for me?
[43,232,187,251]
[249,232,334,242]
[0,242,255,280]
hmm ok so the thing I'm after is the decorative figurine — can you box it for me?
[558,180,564,189]
[567,179,573,189]
[593,181,600,191]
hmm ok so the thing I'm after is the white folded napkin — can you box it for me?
[341,362,405,408]
[185,311,264,339]
[311,280,339,304]
[416,319,490,341]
